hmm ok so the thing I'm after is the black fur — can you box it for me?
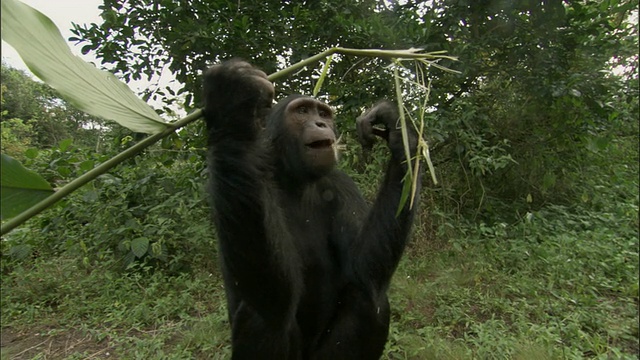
[203,60,421,360]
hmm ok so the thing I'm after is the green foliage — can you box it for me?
[2,173,636,357]
[1,0,638,358]
[1,124,214,269]
[1,62,106,149]
[0,118,33,158]
[1,0,167,134]
[0,63,51,122]
[70,0,412,110]
[2,257,228,359]
[383,204,638,358]
[0,154,54,219]
[74,0,639,220]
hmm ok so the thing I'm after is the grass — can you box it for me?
[384,207,639,359]
[2,137,638,359]
[2,199,637,359]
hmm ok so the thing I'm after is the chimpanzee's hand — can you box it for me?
[356,100,418,161]
[203,59,274,129]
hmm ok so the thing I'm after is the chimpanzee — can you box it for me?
[203,59,421,360]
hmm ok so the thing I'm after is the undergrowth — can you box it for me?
[1,135,637,359]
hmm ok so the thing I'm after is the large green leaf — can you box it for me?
[1,154,54,220]
[131,237,150,258]
[0,0,168,134]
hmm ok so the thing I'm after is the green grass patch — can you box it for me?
[2,134,637,359]
[3,199,637,359]
[384,203,639,359]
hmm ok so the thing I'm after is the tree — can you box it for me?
[70,0,639,218]
[1,62,106,150]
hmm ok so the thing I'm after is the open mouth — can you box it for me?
[306,139,334,149]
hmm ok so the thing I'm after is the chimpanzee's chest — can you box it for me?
[283,199,343,339]
[285,203,338,277]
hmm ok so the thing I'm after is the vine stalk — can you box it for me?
[1,47,454,235]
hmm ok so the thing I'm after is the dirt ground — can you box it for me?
[1,327,113,360]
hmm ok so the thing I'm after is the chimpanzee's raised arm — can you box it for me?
[203,59,274,141]
[203,60,302,328]
[351,100,422,295]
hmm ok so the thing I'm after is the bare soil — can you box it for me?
[1,326,114,360]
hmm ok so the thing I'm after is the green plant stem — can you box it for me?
[1,47,452,236]
[270,47,455,80]
[1,110,202,235]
